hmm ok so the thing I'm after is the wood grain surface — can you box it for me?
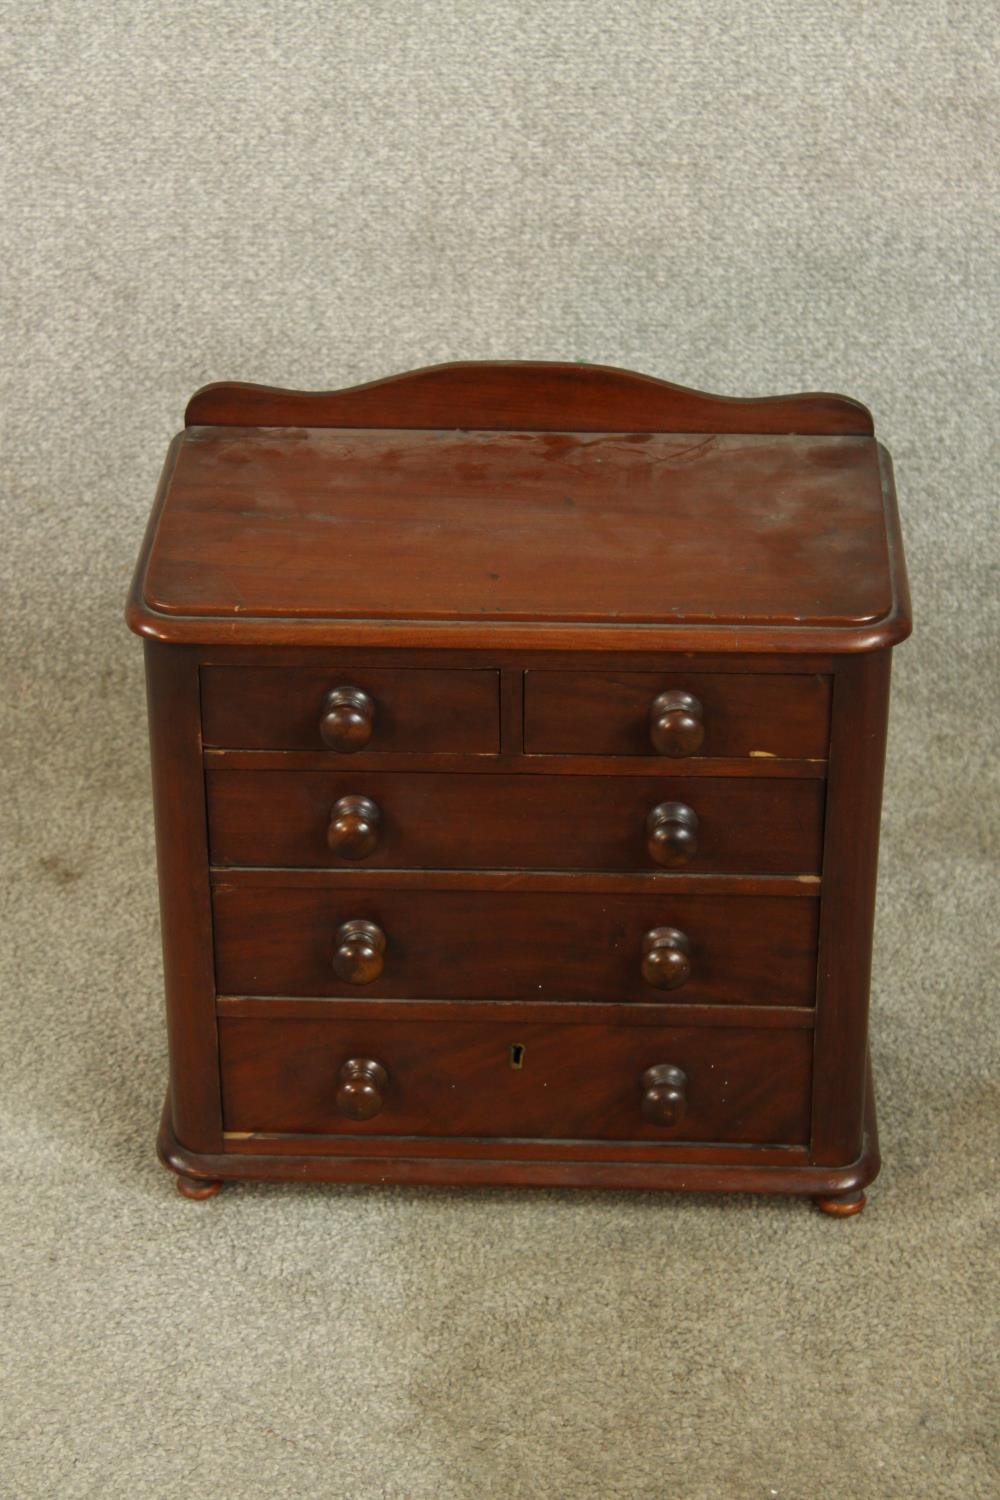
[211,884,820,1006]
[201,665,500,751]
[524,669,831,759]
[218,1012,814,1143]
[144,427,891,630]
[206,767,825,874]
[184,361,874,434]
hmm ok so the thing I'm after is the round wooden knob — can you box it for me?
[646,801,699,867]
[332,919,386,984]
[649,691,704,757]
[640,926,692,990]
[336,1058,388,1120]
[320,686,375,752]
[327,795,381,860]
[641,1063,687,1126]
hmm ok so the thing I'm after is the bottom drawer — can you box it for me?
[219,1015,813,1145]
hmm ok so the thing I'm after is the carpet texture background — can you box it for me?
[1,4,997,1497]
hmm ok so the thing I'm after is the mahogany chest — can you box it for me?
[127,361,910,1214]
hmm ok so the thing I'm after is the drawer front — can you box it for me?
[207,770,825,875]
[524,671,830,760]
[200,667,500,752]
[219,1014,813,1144]
[213,887,819,1006]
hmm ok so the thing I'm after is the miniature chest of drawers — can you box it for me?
[127,361,910,1214]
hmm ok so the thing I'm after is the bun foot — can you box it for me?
[814,1189,866,1218]
[175,1172,223,1200]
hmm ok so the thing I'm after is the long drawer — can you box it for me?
[212,886,820,1006]
[206,769,825,874]
[219,1013,813,1144]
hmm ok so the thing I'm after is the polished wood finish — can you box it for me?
[335,1058,389,1120]
[645,801,700,868]
[127,365,909,657]
[319,686,375,752]
[640,1064,688,1126]
[215,996,815,1030]
[206,748,827,779]
[219,1014,813,1143]
[524,670,830,759]
[144,429,891,630]
[810,651,892,1164]
[143,643,221,1152]
[157,1057,880,1195]
[206,769,825,875]
[326,795,382,860]
[199,646,840,674]
[640,927,693,990]
[212,885,820,1006]
[184,361,875,434]
[331,919,386,985]
[649,691,704,757]
[130,362,909,1209]
[175,1171,223,1200]
[814,1189,867,1217]
[224,1131,811,1166]
[201,665,499,752]
[212,866,819,899]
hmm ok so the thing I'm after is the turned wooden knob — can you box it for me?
[336,1058,388,1120]
[640,926,692,990]
[332,919,386,984]
[641,1063,688,1126]
[649,690,704,757]
[320,686,375,752]
[646,801,699,867]
[327,795,381,860]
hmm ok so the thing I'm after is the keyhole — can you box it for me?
[509,1043,526,1070]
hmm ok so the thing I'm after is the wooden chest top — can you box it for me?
[127,362,910,654]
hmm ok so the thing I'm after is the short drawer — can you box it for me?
[524,671,830,760]
[219,1013,813,1144]
[207,770,825,875]
[200,667,500,752]
[212,886,819,1007]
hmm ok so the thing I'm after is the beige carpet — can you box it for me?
[1,3,997,1496]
